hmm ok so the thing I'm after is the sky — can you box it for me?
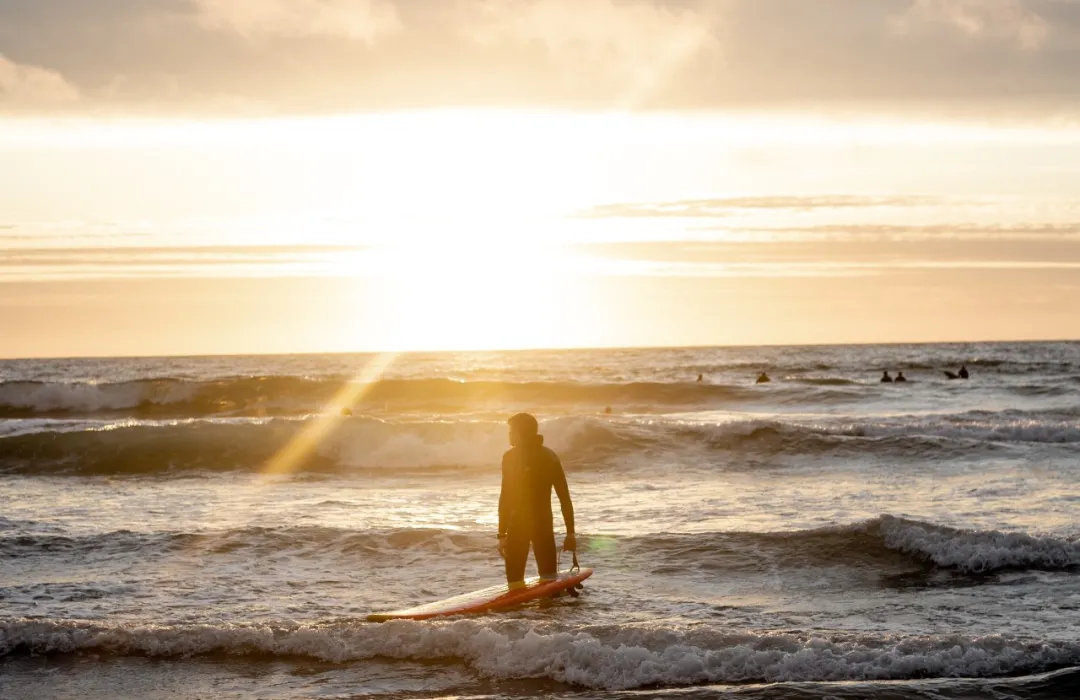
[3,0,1080,356]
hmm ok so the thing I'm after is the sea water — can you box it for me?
[1,342,1078,699]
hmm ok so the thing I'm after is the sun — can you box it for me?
[364,240,586,352]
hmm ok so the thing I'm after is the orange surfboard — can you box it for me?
[367,568,593,622]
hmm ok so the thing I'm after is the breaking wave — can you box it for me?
[0,378,769,418]
[3,409,1079,476]
[0,416,642,475]
[6,517,1076,576]
[2,618,1078,689]
[633,516,1080,575]
[0,526,493,561]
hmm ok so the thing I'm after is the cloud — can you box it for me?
[0,53,79,108]
[580,195,941,219]
[193,0,402,41]
[894,0,1050,49]
[4,0,1080,116]
[568,237,1080,280]
[723,222,1080,242]
[0,244,371,282]
[462,0,721,106]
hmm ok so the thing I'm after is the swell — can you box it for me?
[0,416,647,475]
[2,618,1078,689]
[632,515,1080,575]
[0,526,493,561]
[0,378,766,418]
[6,516,1077,575]
[4,410,1078,476]
[3,372,1075,420]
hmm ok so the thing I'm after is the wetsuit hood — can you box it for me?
[510,432,544,449]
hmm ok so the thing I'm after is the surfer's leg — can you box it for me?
[504,529,529,589]
[533,524,558,581]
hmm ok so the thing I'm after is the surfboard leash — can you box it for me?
[561,544,578,570]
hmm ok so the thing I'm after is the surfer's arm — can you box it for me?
[552,455,575,539]
[498,452,509,538]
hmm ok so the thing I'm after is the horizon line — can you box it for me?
[3,337,1077,364]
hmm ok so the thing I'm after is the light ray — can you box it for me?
[262,351,398,476]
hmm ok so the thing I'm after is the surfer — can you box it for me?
[498,413,576,589]
[697,374,704,383]
[881,371,893,383]
[945,365,969,380]
[756,372,770,384]
[895,371,908,383]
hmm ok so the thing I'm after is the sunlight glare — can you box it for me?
[366,241,585,352]
[261,352,398,475]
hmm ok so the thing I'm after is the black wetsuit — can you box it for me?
[498,437,574,585]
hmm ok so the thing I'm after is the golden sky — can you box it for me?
[3,1,1080,356]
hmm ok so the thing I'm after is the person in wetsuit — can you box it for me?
[881,371,893,383]
[958,365,969,379]
[497,413,576,589]
[756,372,771,384]
[895,371,907,383]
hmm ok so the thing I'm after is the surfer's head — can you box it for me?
[508,412,541,447]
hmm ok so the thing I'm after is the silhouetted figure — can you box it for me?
[697,374,704,383]
[498,413,576,589]
[881,371,893,383]
[895,372,907,383]
[959,365,969,379]
[604,406,612,414]
[756,372,771,384]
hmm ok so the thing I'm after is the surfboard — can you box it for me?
[367,567,593,622]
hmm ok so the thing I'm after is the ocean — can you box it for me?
[1,342,1078,699]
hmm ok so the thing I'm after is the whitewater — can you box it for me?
[1,342,1078,699]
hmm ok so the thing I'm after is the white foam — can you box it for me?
[318,415,614,469]
[827,417,1080,444]
[878,516,1080,572]
[686,415,1080,446]
[3,619,1077,689]
[318,419,507,469]
[0,381,198,413]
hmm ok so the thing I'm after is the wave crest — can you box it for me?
[0,378,767,418]
[4,410,1079,476]
[877,515,1080,573]
[0,415,640,475]
[631,516,1080,575]
[2,618,1077,689]
[6,517,1076,575]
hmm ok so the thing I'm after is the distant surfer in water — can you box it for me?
[881,371,893,383]
[756,372,770,384]
[498,413,576,589]
[697,374,704,383]
[945,366,969,380]
[895,371,907,383]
